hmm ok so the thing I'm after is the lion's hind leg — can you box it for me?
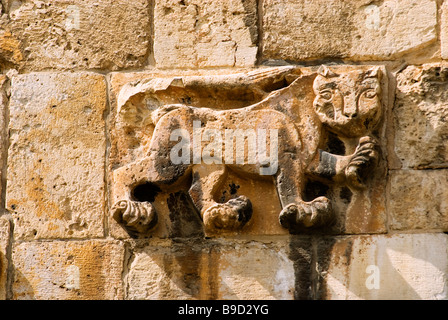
[111,156,181,236]
[189,165,252,236]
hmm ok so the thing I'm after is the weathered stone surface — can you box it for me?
[217,240,295,299]
[126,239,295,299]
[441,1,448,60]
[1,0,151,71]
[0,75,7,202]
[109,65,387,238]
[12,240,125,300]
[0,216,11,300]
[317,233,448,300]
[154,0,258,68]
[262,0,437,62]
[388,170,448,231]
[393,64,448,169]
[6,72,107,240]
[126,240,214,299]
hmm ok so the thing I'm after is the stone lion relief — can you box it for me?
[111,65,384,237]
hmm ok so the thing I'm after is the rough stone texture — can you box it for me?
[0,216,11,300]
[1,0,447,301]
[317,233,448,300]
[262,0,437,62]
[388,170,448,231]
[126,239,295,300]
[1,0,151,71]
[0,75,7,201]
[441,1,448,60]
[393,64,448,169]
[6,72,107,240]
[217,240,295,299]
[12,240,125,300]
[108,65,387,239]
[154,0,258,68]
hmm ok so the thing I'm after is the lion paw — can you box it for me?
[279,196,332,230]
[203,196,252,234]
[112,200,158,235]
[346,136,379,189]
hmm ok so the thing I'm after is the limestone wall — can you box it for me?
[0,0,447,300]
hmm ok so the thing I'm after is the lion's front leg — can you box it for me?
[345,136,379,189]
[276,154,333,230]
[307,135,379,189]
[189,164,252,236]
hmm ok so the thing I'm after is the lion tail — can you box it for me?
[151,104,185,125]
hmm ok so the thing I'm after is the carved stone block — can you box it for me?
[7,72,107,240]
[12,240,125,300]
[262,0,437,62]
[154,0,258,68]
[109,65,387,238]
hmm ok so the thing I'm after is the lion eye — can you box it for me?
[320,91,333,100]
[363,89,377,99]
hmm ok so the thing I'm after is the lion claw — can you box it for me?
[346,136,379,189]
[112,200,158,235]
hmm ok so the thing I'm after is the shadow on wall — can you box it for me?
[126,237,296,300]
[10,268,35,300]
[314,234,447,300]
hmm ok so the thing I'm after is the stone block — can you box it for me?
[12,240,125,300]
[317,233,448,300]
[388,169,448,231]
[125,239,296,300]
[154,0,258,68]
[6,72,107,240]
[262,0,437,62]
[0,75,7,203]
[0,216,11,300]
[393,64,448,169]
[1,0,151,71]
[441,1,448,60]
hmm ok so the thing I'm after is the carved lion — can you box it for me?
[112,66,383,236]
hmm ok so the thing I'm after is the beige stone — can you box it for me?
[262,0,437,62]
[0,75,7,203]
[0,216,11,300]
[317,233,448,300]
[12,240,125,300]
[126,240,210,299]
[217,240,295,299]
[6,72,107,240]
[388,169,448,231]
[2,0,151,71]
[394,64,448,169]
[126,239,295,300]
[441,1,448,60]
[109,65,387,238]
[154,0,258,68]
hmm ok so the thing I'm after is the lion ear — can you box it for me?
[365,66,382,78]
[317,65,338,78]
